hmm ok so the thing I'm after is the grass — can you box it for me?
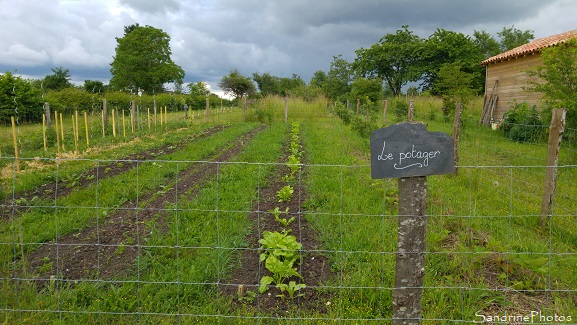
[1,95,576,323]
[0,122,258,263]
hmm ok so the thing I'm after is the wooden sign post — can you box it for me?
[370,123,454,324]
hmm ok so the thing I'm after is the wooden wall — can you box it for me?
[484,53,544,121]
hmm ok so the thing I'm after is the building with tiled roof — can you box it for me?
[479,29,577,126]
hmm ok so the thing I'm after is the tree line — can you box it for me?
[218,25,535,113]
[3,23,576,129]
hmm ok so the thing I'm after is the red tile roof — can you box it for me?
[481,29,577,66]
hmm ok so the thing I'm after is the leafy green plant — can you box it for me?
[276,280,306,299]
[501,101,544,143]
[258,229,303,294]
[264,255,301,287]
[259,230,301,261]
[287,154,301,175]
[276,185,294,202]
[269,207,294,227]
[289,141,301,158]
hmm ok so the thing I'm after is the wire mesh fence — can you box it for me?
[1,102,576,323]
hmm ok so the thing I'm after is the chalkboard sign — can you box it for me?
[370,123,455,179]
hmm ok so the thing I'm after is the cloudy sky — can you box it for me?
[1,0,576,95]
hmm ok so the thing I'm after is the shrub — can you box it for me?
[331,101,353,124]
[501,102,545,143]
[390,98,408,121]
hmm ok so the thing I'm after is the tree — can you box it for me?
[529,38,577,129]
[218,69,256,99]
[348,77,383,106]
[354,26,424,96]
[325,55,353,101]
[278,74,306,96]
[309,70,327,90]
[110,24,184,94]
[497,25,534,51]
[421,29,485,94]
[253,72,281,96]
[0,71,43,123]
[43,66,72,91]
[84,80,104,93]
[433,63,477,116]
[473,30,501,59]
[186,81,211,109]
[187,81,211,97]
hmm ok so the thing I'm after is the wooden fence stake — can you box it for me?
[131,100,136,133]
[11,116,19,171]
[102,99,108,130]
[59,113,65,151]
[408,101,414,122]
[452,103,463,175]
[383,100,388,126]
[147,107,151,132]
[44,102,51,128]
[284,97,289,123]
[84,111,89,148]
[540,108,566,230]
[242,96,247,121]
[72,114,78,155]
[55,111,60,157]
[122,110,126,137]
[393,176,427,325]
[164,106,167,124]
[356,98,360,117]
[75,110,79,143]
[206,97,210,122]
[130,110,134,134]
[42,113,47,152]
[112,108,116,137]
[154,101,157,130]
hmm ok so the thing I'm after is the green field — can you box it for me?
[1,96,576,323]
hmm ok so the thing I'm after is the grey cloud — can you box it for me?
[119,0,180,15]
[0,0,572,90]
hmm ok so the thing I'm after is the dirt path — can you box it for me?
[1,125,228,221]
[24,125,263,283]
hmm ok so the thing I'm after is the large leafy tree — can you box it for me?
[218,69,256,99]
[497,25,534,51]
[110,24,184,94]
[433,63,477,115]
[84,80,104,93]
[278,74,306,96]
[309,70,327,90]
[0,71,43,123]
[186,81,211,109]
[421,29,485,94]
[252,72,281,96]
[349,77,383,106]
[43,66,73,91]
[529,38,577,128]
[354,25,423,96]
[325,55,354,101]
[473,30,502,59]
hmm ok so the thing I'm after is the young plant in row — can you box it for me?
[268,206,294,227]
[276,185,294,202]
[258,229,305,297]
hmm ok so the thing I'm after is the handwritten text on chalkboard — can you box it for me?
[370,123,454,179]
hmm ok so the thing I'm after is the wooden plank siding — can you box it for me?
[484,53,544,121]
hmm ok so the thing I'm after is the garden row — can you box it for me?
[1,96,576,323]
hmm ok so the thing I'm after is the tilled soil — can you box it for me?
[1,125,228,221]
[16,123,334,316]
[24,125,262,283]
[220,144,334,315]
